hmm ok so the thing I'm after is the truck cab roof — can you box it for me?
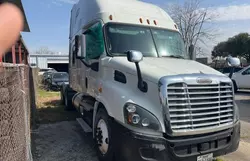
[70,0,178,38]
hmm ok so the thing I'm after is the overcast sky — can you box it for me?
[21,0,250,56]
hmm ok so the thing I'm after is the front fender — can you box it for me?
[96,75,165,133]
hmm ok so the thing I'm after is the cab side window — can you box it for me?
[242,68,250,75]
[85,22,104,60]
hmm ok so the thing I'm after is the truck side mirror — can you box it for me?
[127,50,143,63]
[226,56,241,78]
[126,50,147,93]
[79,35,86,58]
[74,35,79,55]
[75,35,86,59]
[226,56,240,67]
[188,44,195,60]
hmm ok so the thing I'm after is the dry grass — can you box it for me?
[36,88,79,124]
[37,88,60,108]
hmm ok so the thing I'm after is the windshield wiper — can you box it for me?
[163,55,185,59]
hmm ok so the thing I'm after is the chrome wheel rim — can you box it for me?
[96,119,109,155]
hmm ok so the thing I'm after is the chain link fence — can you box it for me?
[0,63,33,161]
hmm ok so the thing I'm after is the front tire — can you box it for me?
[94,108,114,161]
[64,88,73,111]
[60,89,65,105]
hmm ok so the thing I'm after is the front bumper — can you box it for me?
[113,121,240,161]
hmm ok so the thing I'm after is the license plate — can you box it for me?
[197,153,213,161]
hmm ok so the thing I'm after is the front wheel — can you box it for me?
[60,89,65,105]
[94,108,114,161]
[63,88,73,111]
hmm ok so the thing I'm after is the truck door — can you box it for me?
[76,36,88,93]
[83,21,105,96]
[70,35,88,93]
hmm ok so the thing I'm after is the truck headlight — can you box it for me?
[234,102,239,123]
[124,103,161,131]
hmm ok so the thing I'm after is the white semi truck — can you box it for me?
[61,0,240,161]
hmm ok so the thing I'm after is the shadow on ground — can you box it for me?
[32,121,98,161]
[32,89,93,161]
[43,99,63,107]
[236,90,250,97]
[36,99,80,124]
[35,89,80,124]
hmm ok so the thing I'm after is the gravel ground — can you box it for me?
[220,91,250,161]
[219,121,250,161]
[32,91,250,161]
[32,121,98,161]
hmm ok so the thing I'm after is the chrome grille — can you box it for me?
[167,82,234,132]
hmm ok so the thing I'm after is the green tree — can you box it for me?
[212,33,250,61]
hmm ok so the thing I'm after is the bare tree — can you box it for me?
[166,0,217,57]
[35,47,55,55]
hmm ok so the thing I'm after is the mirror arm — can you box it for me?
[135,62,147,93]
[229,67,235,79]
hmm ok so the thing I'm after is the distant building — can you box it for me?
[29,54,69,72]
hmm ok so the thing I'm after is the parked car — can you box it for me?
[232,65,250,92]
[38,68,57,76]
[215,67,243,77]
[42,71,55,85]
[47,72,69,91]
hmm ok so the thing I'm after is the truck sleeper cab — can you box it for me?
[61,0,240,161]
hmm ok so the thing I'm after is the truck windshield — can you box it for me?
[105,23,188,59]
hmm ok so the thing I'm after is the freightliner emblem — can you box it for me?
[196,78,212,84]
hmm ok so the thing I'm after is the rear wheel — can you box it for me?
[64,88,73,110]
[60,88,65,105]
[94,108,114,161]
[46,84,50,91]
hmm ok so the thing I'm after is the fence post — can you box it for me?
[29,66,37,129]
[12,45,16,64]
[19,43,22,64]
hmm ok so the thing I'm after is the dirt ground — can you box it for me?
[32,89,93,161]
[32,90,250,161]
[32,121,98,161]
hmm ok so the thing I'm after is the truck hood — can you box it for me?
[107,57,224,83]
